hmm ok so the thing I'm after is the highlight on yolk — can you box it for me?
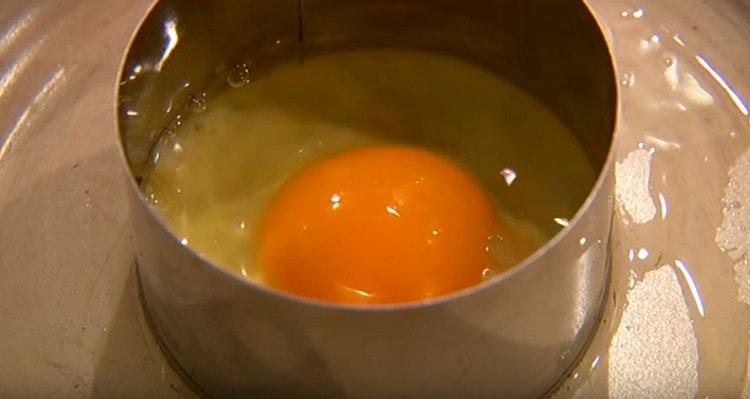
[255,145,502,304]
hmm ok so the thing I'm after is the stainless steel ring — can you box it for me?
[116,1,618,397]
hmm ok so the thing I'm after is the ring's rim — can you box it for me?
[113,0,621,312]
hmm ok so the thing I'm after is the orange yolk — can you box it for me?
[255,146,498,304]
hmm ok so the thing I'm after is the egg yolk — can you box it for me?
[255,145,499,304]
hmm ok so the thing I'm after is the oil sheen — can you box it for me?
[143,48,597,296]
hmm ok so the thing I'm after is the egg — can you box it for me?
[256,145,503,304]
[143,49,594,305]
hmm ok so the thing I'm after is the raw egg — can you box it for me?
[256,145,503,304]
[143,49,591,304]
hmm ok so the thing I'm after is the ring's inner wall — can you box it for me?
[118,0,616,286]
